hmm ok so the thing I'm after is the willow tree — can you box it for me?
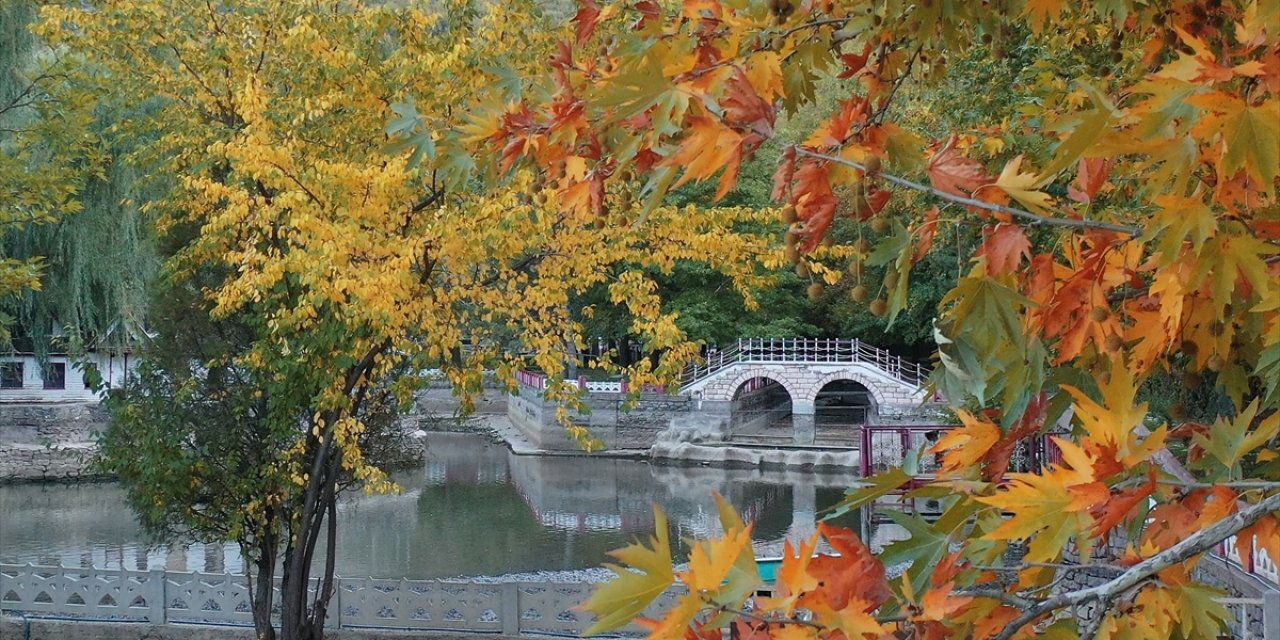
[38,1,768,639]
[443,0,1279,637]
[1,0,156,352]
[0,0,96,343]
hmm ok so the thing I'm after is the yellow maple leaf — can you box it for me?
[1062,366,1156,467]
[995,155,1055,214]
[931,410,1000,476]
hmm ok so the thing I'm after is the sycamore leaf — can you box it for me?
[581,506,675,635]
[745,51,785,103]
[979,223,1031,275]
[879,510,950,586]
[1062,366,1152,465]
[1221,97,1280,186]
[1023,0,1064,32]
[1193,399,1280,472]
[1068,157,1114,204]
[1036,84,1118,186]
[807,600,886,639]
[977,439,1103,561]
[804,524,892,612]
[994,155,1055,214]
[760,536,820,614]
[919,582,974,622]
[931,410,1000,475]
[826,467,911,518]
[1173,582,1232,640]
[927,134,989,197]
[572,0,601,46]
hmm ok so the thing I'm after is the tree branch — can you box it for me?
[792,147,1142,236]
[992,490,1280,640]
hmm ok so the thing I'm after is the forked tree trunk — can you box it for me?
[247,534,278,640]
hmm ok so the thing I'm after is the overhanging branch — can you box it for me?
[792,147,1142,236]
[992,490,1280,640]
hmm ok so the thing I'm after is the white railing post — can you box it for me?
[502,582,520,635]
[149,568,167,624]
[1265,592,1280,640]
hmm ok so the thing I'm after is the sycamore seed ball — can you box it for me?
[807,282,824,300]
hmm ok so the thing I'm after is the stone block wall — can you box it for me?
[0,402,108,481]
[506,388,691,451]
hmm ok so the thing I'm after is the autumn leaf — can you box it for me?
[582,506,676,634]
[919,582,974,623]
[1192,399,1280,472]
[790,161,837,251]
[1068,157,1114,204]
[803,524,892,612]
[978,438,1104,561]
[979,223,1031,275]
[994,155,1055,214]
[927,134,989,198]
[931,410,1000,475]
[1054,363,1157,463]
[1022,0,1064,32]
[573,0,602,46]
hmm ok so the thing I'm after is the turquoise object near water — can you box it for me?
[757,557,782,584]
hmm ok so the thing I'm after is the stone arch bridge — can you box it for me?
[678,338,934,442]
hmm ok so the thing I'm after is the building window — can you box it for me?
[0,362,22,389]
[42,362,66,390]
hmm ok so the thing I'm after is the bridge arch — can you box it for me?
[723,368,804,405]
[812,378,876,429]
[804,370,890,410]
[725,372,797,437]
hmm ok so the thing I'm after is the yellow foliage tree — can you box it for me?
[448,0,1280,638]
[38,2,768,639]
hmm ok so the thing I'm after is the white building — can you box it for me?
[0,349,137,403]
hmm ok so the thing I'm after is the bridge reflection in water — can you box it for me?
[0,432,905,580]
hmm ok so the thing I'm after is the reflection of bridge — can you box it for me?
[678,339,935,444]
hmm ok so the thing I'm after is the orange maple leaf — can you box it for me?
[1236,515,1280,574]
[979,223,1032,275]
[927,134,990,198]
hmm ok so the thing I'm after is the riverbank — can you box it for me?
[0,403,107,483]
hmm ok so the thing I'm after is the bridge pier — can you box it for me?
[792,414,815,445]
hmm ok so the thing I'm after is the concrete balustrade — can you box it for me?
[0,564,684,636]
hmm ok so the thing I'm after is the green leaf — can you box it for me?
[879,510,948,587]
[1174,582,1231,640]
[1193,399,1280,474]
[483,64,523,102]
[581,506,675,635]
[1035,82,1117,186]
[825,467,912,519]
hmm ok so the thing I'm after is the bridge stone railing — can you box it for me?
[680,338,930,390]
[0,564,683,636]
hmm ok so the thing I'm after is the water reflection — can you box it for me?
[0,432,890,579]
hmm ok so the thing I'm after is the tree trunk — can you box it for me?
[280,453,340,640]
[247,534,278,640]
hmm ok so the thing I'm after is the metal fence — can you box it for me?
[0,564,682,636]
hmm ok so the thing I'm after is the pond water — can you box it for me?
[0,432,901,580]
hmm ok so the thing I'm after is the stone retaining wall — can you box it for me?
[0,403,108,482]
[507,387,691,450]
